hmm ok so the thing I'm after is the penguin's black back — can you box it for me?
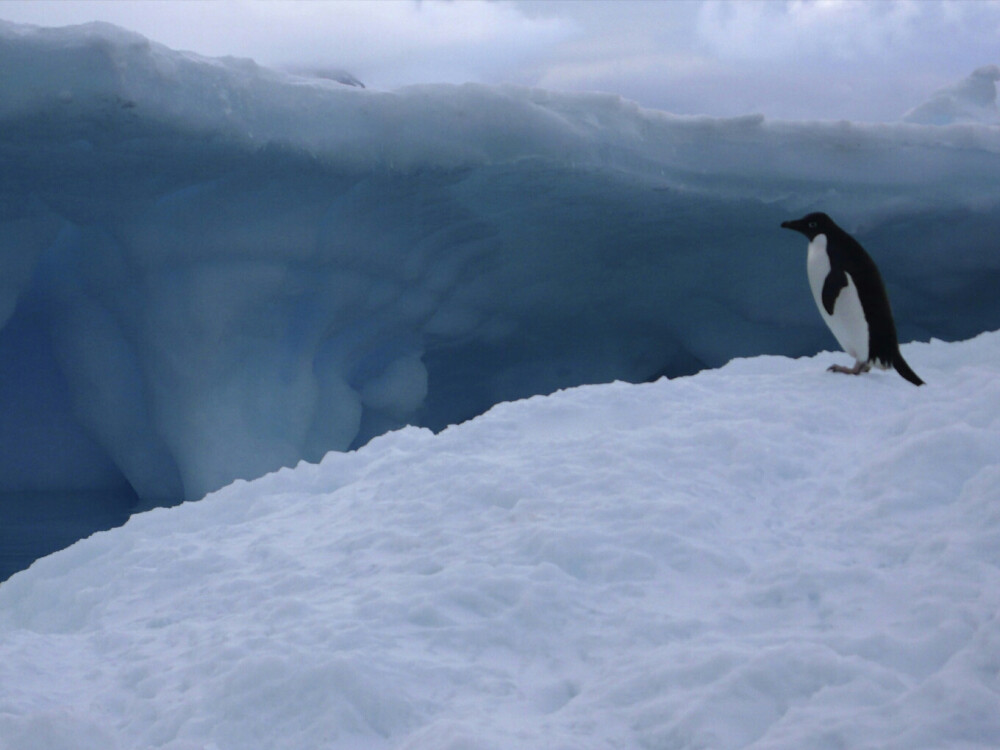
[823,223,900,369]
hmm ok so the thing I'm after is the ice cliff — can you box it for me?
[2,20,1000,526]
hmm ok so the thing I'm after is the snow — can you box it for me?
[1,332,999,749]
[2,19,1000,576]
[904,65,1000,125]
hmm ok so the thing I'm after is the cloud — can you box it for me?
[693,0,997,67]
[520,0,1000,121]
[215,1,576,88]
[0,0,574,89]
[694,0,916,62]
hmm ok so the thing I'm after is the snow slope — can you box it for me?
[1,332,998,750]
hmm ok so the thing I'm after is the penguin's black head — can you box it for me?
[780,212,836,241]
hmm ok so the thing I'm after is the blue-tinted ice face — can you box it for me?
[2,20,1000,578]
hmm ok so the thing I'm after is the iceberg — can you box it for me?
[1,20,1000,572]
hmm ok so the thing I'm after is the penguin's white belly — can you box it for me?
[807,235,870,363]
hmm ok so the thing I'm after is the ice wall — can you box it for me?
[2,20,1000,523]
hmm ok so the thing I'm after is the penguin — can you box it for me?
[780,212,924,386]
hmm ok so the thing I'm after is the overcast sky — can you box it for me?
[1,0,998,121]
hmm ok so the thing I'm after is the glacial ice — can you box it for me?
[1,20,999,560]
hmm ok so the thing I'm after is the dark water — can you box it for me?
[0,491,135,582]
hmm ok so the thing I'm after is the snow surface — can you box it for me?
[1,332,999,750]
[2,20,1000,576]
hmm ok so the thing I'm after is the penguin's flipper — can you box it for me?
[821,267,848,316]
[892,351,925,386]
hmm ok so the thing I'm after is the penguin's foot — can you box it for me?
[827,361,871,376]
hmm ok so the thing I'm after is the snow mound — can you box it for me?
[1,332,999,750]
[903,65,1000,125]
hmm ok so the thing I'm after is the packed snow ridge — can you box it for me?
[1,21,1000,537]
[1,332,999,750]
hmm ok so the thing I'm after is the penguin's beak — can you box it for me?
[781,219,804,234]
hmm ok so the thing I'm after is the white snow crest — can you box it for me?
[1,333,999,749]
[904,65,1000,126]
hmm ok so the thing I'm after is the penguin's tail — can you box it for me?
[893,350,924,386]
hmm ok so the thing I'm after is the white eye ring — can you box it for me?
[808,222,817,229]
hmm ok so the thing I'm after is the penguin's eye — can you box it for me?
[808,222,817,229]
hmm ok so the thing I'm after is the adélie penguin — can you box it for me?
[781,212,924,386]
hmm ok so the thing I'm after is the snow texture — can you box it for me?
[1,332,999,750]
[2,20,1000,571]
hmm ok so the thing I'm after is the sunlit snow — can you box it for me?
[1,332,998,749]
